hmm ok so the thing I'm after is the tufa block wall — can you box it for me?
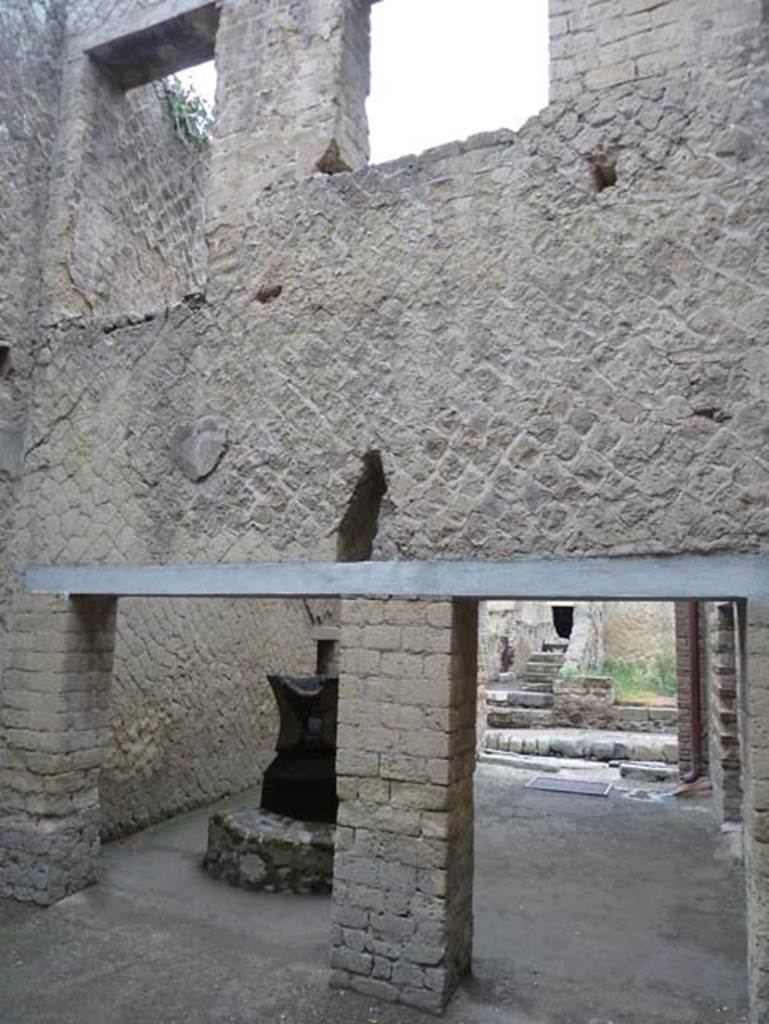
[550,0,766,102]
[332,598,477,1012]
[550,0,687,99]
[100,597,319,840]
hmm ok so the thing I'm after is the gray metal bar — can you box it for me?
[23,555,769,601]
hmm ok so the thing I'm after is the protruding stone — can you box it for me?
[170,416,228,481]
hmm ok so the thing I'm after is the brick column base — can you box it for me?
[0,593,117,905]
[330,597,477,1013]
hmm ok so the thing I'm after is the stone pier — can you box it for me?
[0,594,117,905]
[330,597,477,1012]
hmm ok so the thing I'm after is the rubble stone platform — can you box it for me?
[483,727,678,765]
[204,808,335,894]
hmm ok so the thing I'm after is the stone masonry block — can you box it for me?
[1,594,117,905]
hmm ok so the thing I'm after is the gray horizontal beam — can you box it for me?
[23,555,769,601]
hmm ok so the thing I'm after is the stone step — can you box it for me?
[543,640,569,653]
[486,707,555,729]
[487,689,554,709]
[524,663,561,679]
[519,681,555,694]
[528,653,566,665]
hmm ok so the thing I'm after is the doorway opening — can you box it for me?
[474,596,748,1023]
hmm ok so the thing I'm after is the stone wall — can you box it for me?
[550,0,687,101]
[0,1,66,807]
[100,597,318,839]
[2,0,316,841]
[2,1,769,1019]
[552,674,615,728]
[549,0,765,103]
[18,54,769,567]
[207,0,372,282]
[478,601,559,681]
[562,602,604,675]
[0,593,117,905]
[603,601,675,665]
[42,21,208,319]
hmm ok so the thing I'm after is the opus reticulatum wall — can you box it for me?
[1,0,769,1019]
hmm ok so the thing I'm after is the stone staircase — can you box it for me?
[486,642,565,729]
[483,640,678,767]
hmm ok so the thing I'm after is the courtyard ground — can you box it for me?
[0,764,748,1024]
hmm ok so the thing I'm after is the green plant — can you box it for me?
[164,76,213,149]
[599,653,677,703]
[557,665,580,677]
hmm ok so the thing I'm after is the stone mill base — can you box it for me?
[203,808,335,894]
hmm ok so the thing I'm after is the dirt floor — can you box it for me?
[0,764,749,1024]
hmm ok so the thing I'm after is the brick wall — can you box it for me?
[708,602,743,825]
[331,597,477,1012]
[207,0,371,288]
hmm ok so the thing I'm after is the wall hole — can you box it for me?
[316,639,338,675]
[337,450,388,562]
[0,345,10,380]
[591,152,617,192]
[256,284,283,305]
[316,140,352,175]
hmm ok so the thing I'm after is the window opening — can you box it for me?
[367,0,549,163]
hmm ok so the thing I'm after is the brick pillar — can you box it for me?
[675,600,708,779]
[331,597,477,1012]
[207,0,371,282]
[708,602,743,825]
[745,601,769,1024]
[0,593,117,905]
[41,51,124,318]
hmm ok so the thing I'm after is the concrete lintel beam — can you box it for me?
[78,1,219,89]
[23,554,769,601]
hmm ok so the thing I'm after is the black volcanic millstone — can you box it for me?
[260,674,339,824]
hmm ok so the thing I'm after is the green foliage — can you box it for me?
[164,76,213,150]
[557,665,579,677]
[600,654,677,704]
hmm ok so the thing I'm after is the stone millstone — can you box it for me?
[203,808,335,894]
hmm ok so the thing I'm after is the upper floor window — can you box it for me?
[368,0,549,163]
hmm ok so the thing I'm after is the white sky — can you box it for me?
[181,1,550,164]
